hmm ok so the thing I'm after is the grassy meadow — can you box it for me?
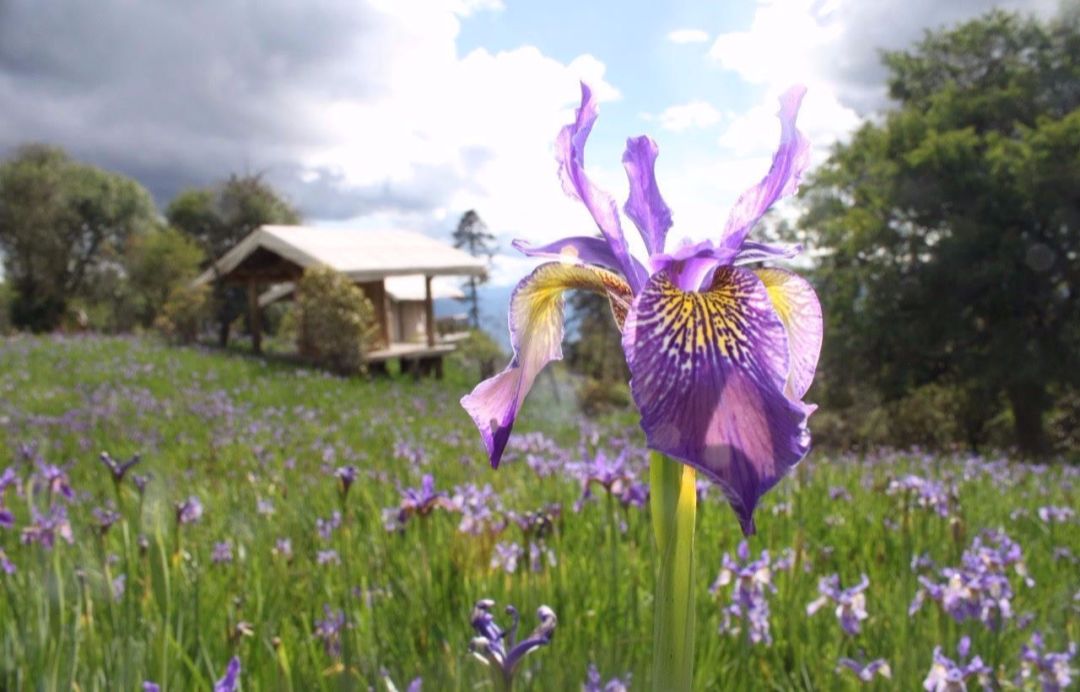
[0,335,1076,690]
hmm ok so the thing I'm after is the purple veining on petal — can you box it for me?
[622,268,812,534]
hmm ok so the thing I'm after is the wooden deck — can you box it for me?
[365,342,456,363]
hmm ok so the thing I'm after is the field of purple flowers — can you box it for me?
[0,335,1076,690]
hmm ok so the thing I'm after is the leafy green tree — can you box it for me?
[166,174,300,346]
[0,145,158,331]
[800,10,1080,456]
[451,210,494,329]
[125,227,206,328]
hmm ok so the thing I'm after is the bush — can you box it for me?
[451,329,505,380]
[283,266,377,375]
[155,283,212,344]
[577,377,631,416]
[125,227,205,328]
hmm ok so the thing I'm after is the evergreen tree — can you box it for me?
[450,210,494,329]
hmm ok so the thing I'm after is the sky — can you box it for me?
[0,0,1063,287]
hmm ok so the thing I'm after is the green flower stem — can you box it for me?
[650,453,697,692]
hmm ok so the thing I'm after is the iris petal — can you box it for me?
[622,268,812,534]
[733,240,804,266]
[512,236,647,279]
[622,135,673,258]
[754,267,823,399]
[461,262,632,468]
[556,83,646,292]
[718,85,811,255]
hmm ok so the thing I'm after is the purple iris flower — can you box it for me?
[314,605,346,657]
[806,573,870,635]
[1,548,15,574]
[710,541,775,645]
[142,683,160,692]
[335,465,358,498]
[382,474,453,531]
[99,452,141,484]
[214,656,241,692]
[1037,506,1075,524]
[923,636,991,691]
[836,655,891,683]
[461,83,821,535]
[212,541,234,564]
[584,663,631,691]
[1019,632,1077,691]
[92,507,122,535]
[448,483,506,535]
[469,599,557,687]
[175,496,203,525]
[21,504,73,548]
[37,463,74,501]
[132,474,151,496]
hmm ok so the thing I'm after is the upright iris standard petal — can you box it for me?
[733,241,804,266]
[622,135,672,259]
[754,268,823,399]
[556,83,646,293]
[512,237,648,278]
[461,262,632,468]
[718,86,811,254]
[622,268,812,535]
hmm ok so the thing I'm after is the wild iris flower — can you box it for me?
[461,83,821,534]
[469,599,557,688]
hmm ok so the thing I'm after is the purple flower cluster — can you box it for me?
[910,530,1031,629]
[806,573,869,635]
[710,541,775,645]
[887,474,954,517]
[314,605,346,657]
[489,540,556,575]
[570,449,646,511]
[836,655,891,683]
[175,496,203,526]
[448,483,505,535]
[1019,632,1076,691]
[923,637,990,691]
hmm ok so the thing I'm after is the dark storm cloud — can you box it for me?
[0,0,452,216]
[814,0,1062,114]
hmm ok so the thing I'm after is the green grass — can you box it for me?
[0,335,1076,690]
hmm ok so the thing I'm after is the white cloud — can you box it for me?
[648,100,724,132]
[667,28,710,44]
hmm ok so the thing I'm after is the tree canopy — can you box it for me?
[800,9,1080,456]
[451,210,494,329]
[0,145,158,331]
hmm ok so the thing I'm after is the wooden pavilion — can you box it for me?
[194,225,486,372]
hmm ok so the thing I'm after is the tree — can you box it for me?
[167,174,300,346]
[451,210,494,329]
[799,10,1080,456]
[0,145,158,331]
[125,226,205,328]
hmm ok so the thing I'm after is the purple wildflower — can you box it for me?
[571,449,636,511]
[469,599,557,688]
[1019,632,1077,692]
[99,452,141,484]
[1037,506,1075,524]
[335,465,358,498]
[710,541,774,645]
[112,573,126,601]
[256,498,275,516]
[314,605,346,657]
[828,485,852,502]
[132,474,151,496]
[316,511,342,540]
[836,655,891,683]
[92,507,121,535]
[448,483,505,535]
[37,463,74,501]
[0,467,17,528]
[584,663,631,691]
[142,683,160,692]
[214,656,241,692]
[923,637,991,691]
[461,83,821,535]
[21,504,73,548]
[175,496,203,525]
[212,541,234,565]
[273,538,293,562]
[0,548,15,574]
[382,474,453,531]
[491,542,523,574]
[887,474,953,517]
[316,549,340,566]
[806,573,869,635]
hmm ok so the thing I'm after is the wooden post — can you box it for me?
[247,279,262,355]
[424,275,435,347]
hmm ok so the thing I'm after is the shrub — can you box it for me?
[451,329,505,380]
[284,266,378,375]
[155,283,212,344]
[577,377,631,416]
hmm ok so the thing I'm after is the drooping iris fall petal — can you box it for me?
[461,262,632,468]
[754,267,823,400]
[556,83,646,293]
[512,237,647,278]
[621,268,812,534]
